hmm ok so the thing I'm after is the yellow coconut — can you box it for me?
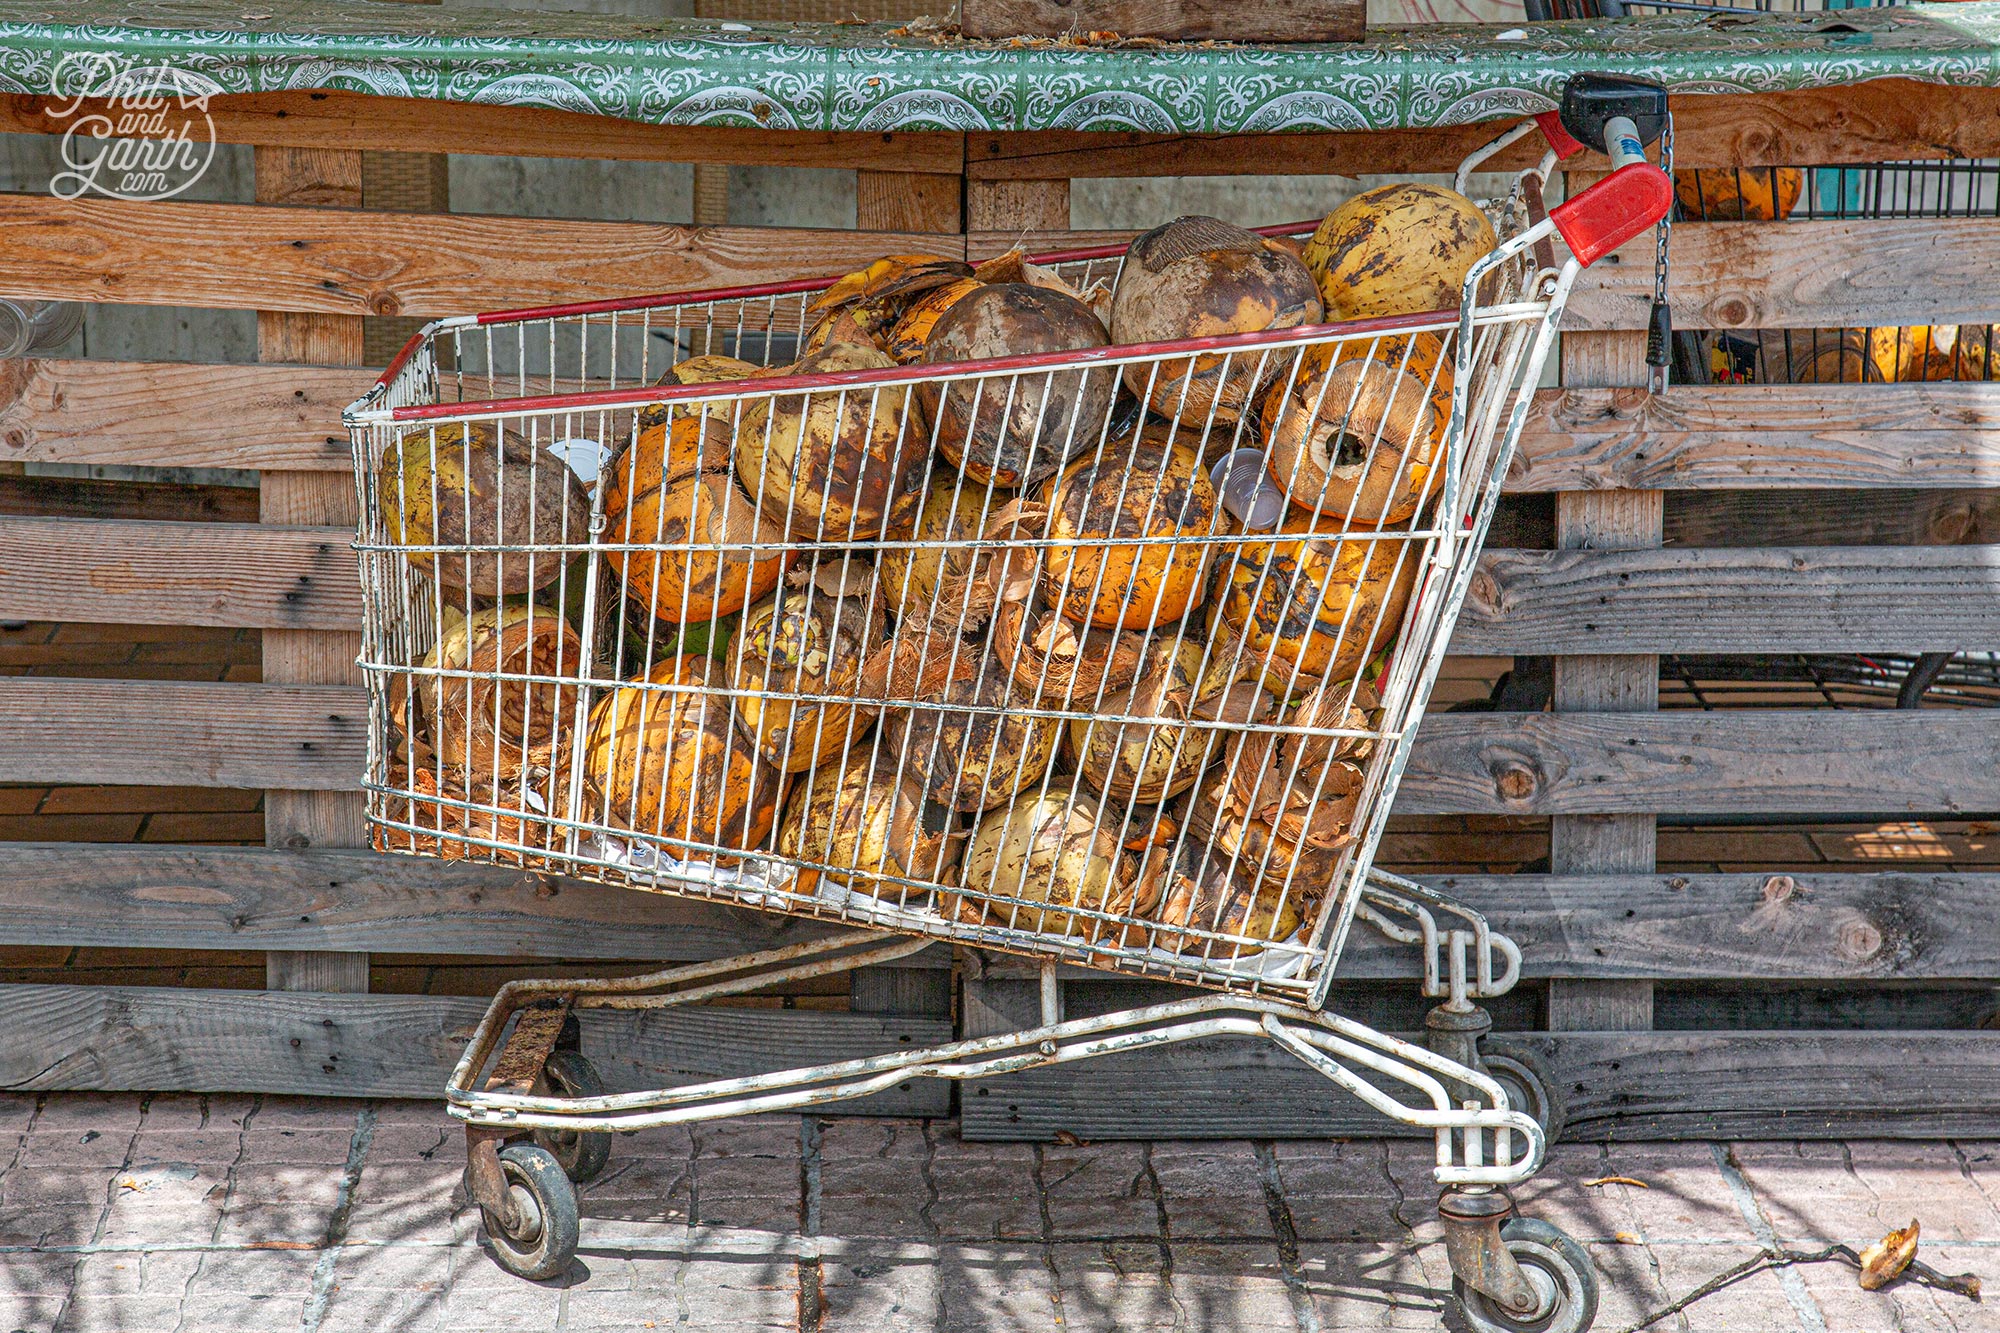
[1303,184,1497,320]
[1140,840,1303,955]
[1216,510,1419,690]
[1043,434,1218,631]
[735,341,927,540]
[1110,216,1323,425]
[583,659,783,863]
[378,421,590,597]
[879,476,1010,626]
[922,283,1116,488]
[778,749,960,898]
[1674,168,1803,222]
[662,354,763,386]
[603,415,791,625]
[728,563,887,773]
[957,782,1149,939]
[1069,637,1273,805]
[1262,358,1439,526]
[881,656,1062,812]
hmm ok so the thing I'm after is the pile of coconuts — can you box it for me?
[378,183,1499,960]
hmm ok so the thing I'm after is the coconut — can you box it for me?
[1184,742,1364,903]
[1262,358,1438,527]
[991,585,1158,710]
[583,659,784,863]
[957,781,1151,939]
[879,476,1010,626]
[1759,330,1895,384]
[1303,184,1497,320]
[603,414,791,625]
[1069,636,1273,805]
[379,420,590,597]
[402,601,584,786]
[1043,432,1218,631]
[778,749,960,899]
[662,354,763,386]
[1110,216,1323,425]
[729,561,887,773]
[376,743,580,871]
[881,654,1062,812]
[885,277,983,364]
[1674,168,1802,222]
[921,283,1116,488]
[735,341,926,540]
[1277,676,1380,775]
[1216,510,1419,691]
[1139,840,1303,955]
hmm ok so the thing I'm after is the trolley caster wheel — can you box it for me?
[480,1143,580,1282]
[1452,1218,1599,1333]
[1482,1041,1565,1146]
[533,1050,612,1185]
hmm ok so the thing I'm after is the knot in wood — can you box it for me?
[1837,917,1885,962]
[1491,759,1539,804]
[1761,874,1796,904]
[1709,297,1753,328]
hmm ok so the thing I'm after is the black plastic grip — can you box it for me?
[1559,74,1670,155]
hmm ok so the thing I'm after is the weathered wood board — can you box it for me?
[958,0,1365,41]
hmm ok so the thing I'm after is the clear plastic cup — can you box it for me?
[0,300,83,358]
[1209,448,1287,530]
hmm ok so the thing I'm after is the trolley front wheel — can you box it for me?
[481,1143,580,1282]
[1481,1041,1566,1146]
[534,1050,613,1184]
[1452,1217,1598,1333]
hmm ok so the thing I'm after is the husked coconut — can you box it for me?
[736,341,927,540]
[778,749,960,898]
[1263,358,1439,526]
[729,561,887,773]
[957,781,1151,939]
[379,420,590,597]
[1043,431,1218,631]
[881,655,1061,812]
[1183,740,1363,902]
[583,660,784,863]
[1110,216,1322,424]
[1216,510,1419,691]
[1140,840,1303,955]
[1303,184,1497,320]
[921,283,1115,488]
[1069,636,1272,805]
[878,475,1010,627]
[603,415,791,625]
[403,602,583,786]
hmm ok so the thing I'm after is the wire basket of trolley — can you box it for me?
[345,73,1673,1332]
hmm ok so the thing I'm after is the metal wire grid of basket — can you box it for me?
[347,204,1565,1005]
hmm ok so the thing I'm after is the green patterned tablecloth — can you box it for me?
[3,0,1997,133]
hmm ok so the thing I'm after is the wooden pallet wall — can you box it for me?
[0,81,1995,1135]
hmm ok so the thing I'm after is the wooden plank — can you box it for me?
[0,193,963,316]
[0,844,945,965]
[958,1029,2000,1141]
[1664,490,2000,548]
[0,474,259,524]
[0,983,951,1114]
[1400,710,2000,817]
[1454,544,2000,656]
[1513,383,2000,493]
[0,91,966,172]
[257,145,369,996]
[958,0,1363,40]
[856,171,964,235]
[0,358,368,473]
[965,81,2000,179]
[987,221,2000,332]
[0,679,365,789]
[0,516,362,630]
[968,180,1070,235]
[11,682,1992,812]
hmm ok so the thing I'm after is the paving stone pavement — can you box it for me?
[0,1093,1995,1332]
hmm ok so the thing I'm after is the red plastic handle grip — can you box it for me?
[1533,110,1586,161]
[1549,161,1674,267]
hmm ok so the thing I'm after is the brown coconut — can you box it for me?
[1140,840,1303,955]
[402,602,584,787]
[956,781,1152,940]
[1043,432,1218,631]
[604,415,791,625]
[379,420,590,598]
[921,283,1116,488]
[729,560,887,773]
[1184,742,1364,903]
[880,653,1062,812]
[1069,636,1273,806]
[583,659,784,863]
[879,475,1011,628]
[777,748,960,899]
[1109,216,1323,425]
[1216,510,1420,691]
[375,742,582,872]
[735,341,927,540]
[1262,358,1439,526]
[1303,184,1497,320]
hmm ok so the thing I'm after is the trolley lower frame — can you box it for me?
[444,871,1595,1331]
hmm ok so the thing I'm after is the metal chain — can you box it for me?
[1647,112,1675,390]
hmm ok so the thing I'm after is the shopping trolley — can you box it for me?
[345,75,1673,1331]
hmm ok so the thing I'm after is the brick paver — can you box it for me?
[0,1092,1993,1331]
